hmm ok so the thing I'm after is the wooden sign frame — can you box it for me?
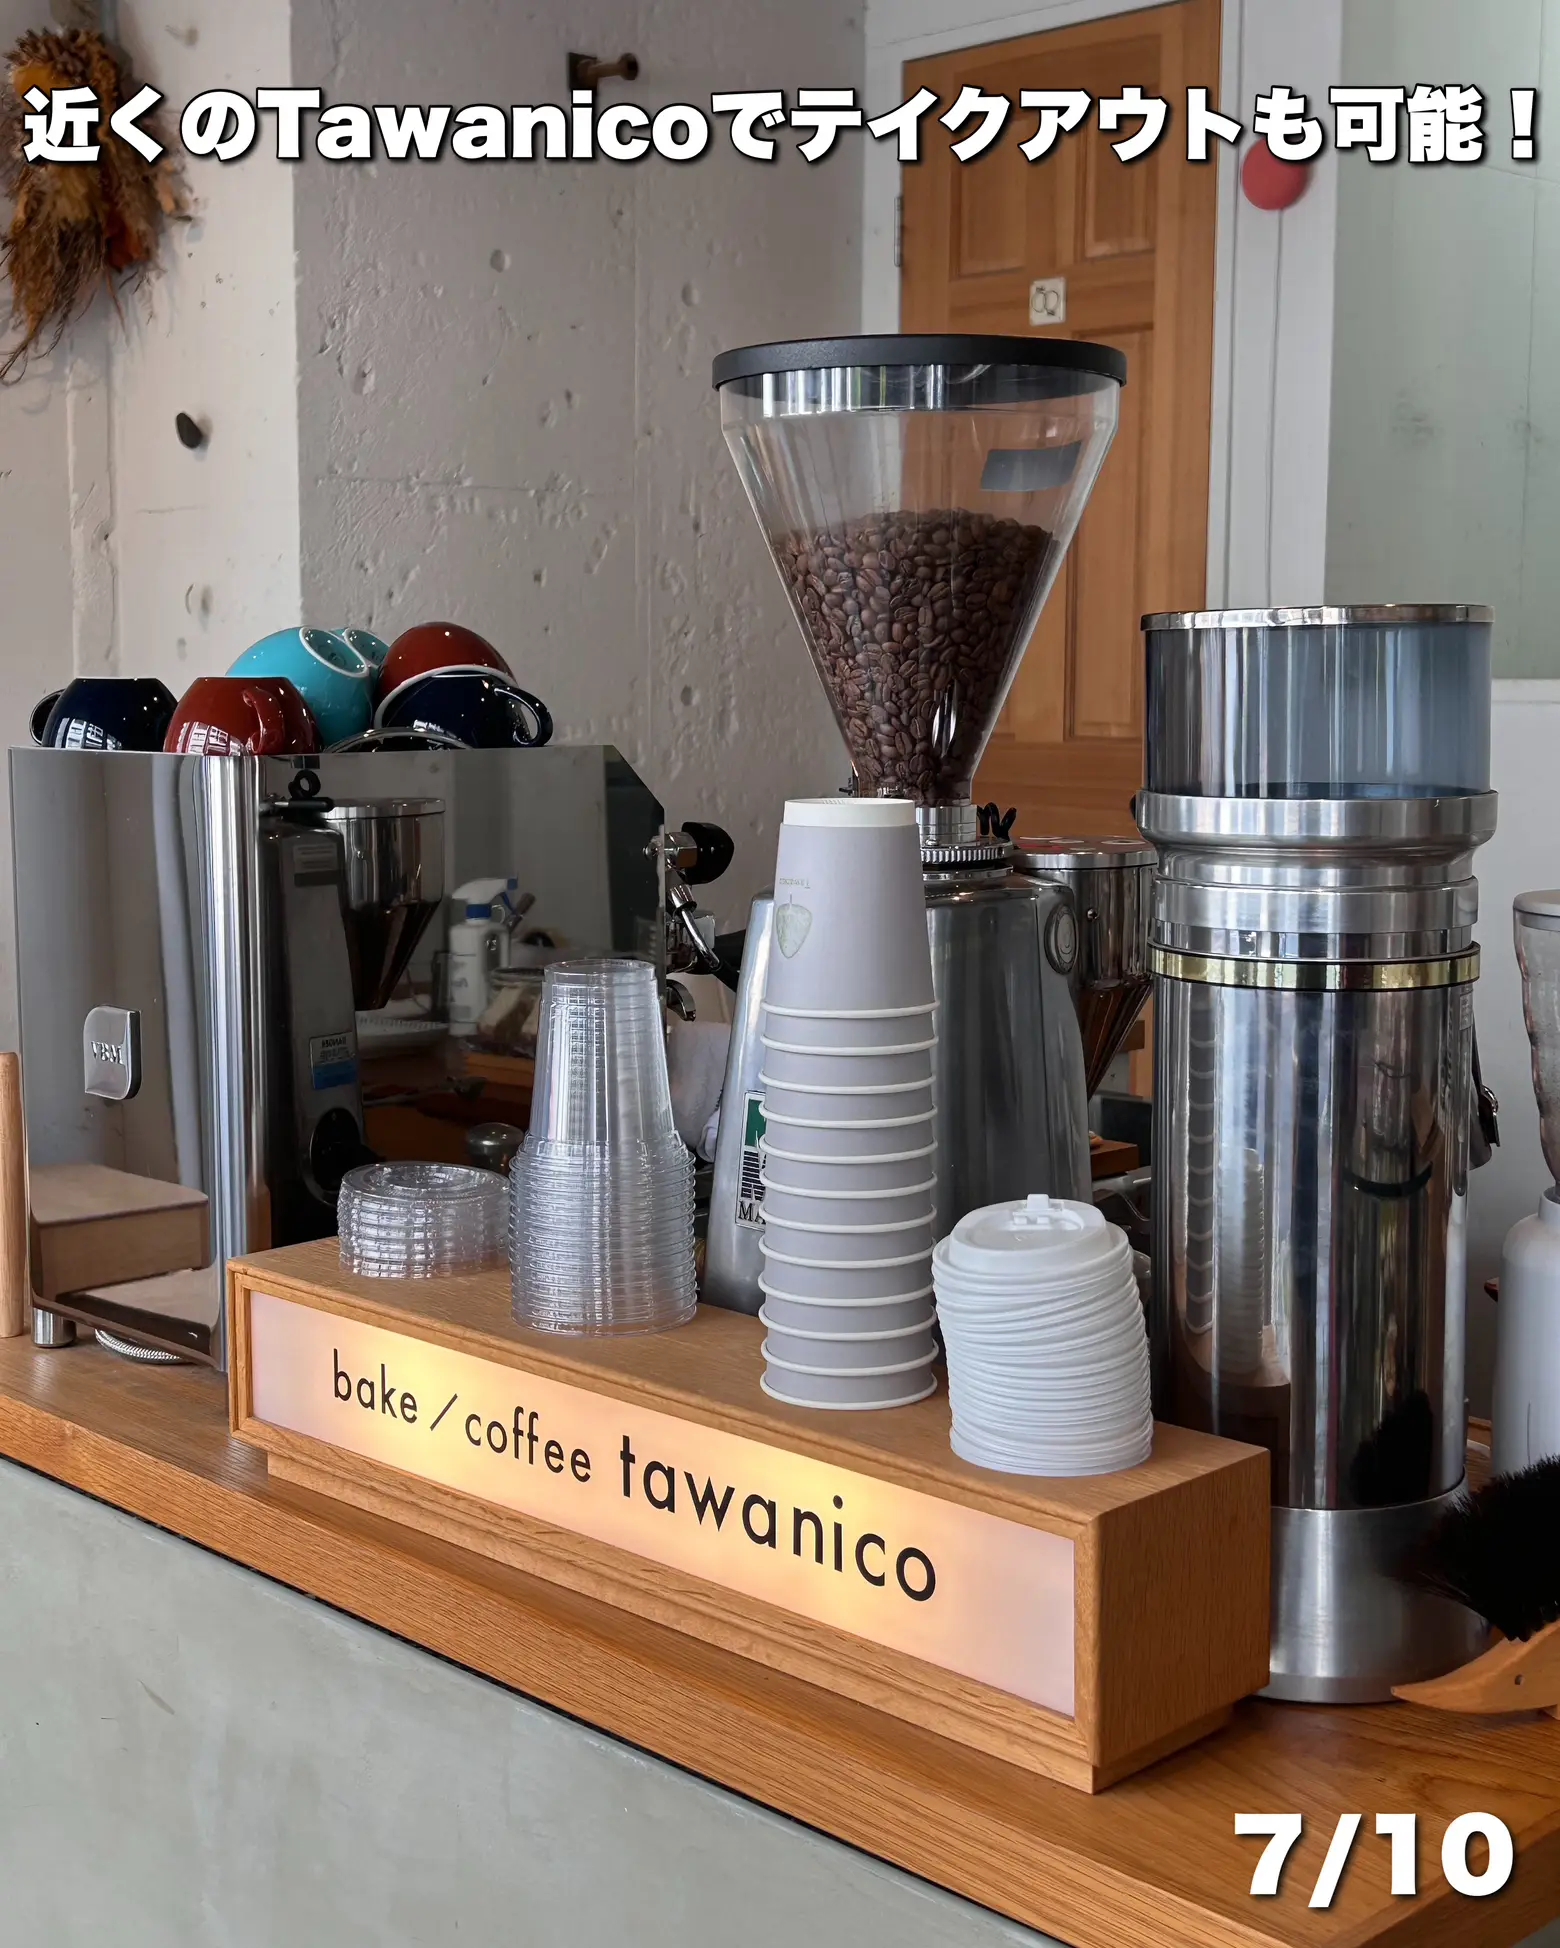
[228,1242,1269,1793]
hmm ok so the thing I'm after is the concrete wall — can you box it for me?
[290,0,857,929]
[0,1456,1058,1948]
[95,0,303,692]
[0,1,80,1049]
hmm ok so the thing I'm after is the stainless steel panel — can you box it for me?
[1151,974,1473,1510]
[1013,840,1153,1096]
[926,870,1090,1237]
[1265,1495,1487,1702]
[11,746,664,1373]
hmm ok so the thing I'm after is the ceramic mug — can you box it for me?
[228,627,374,747]
[376,669,552,748]
[327,726,466,753]
[376,622,512,716]
[164,676,320,755]
[32,677,177,751]
[335,627,391,673]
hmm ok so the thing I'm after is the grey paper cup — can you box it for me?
[760,1315,938,1372]
[758,1288,935,1335]
[759,1141,936,1196]
[760,1180,935,1229]
[765,800,933,1013]
[759,1108,936,1158]
[758,1241,933,1301]
[761,1002,936,1050]
[760,1041,935,1089]
[761,1212,935,1263]
[759,1078,935,1125]
[760,1355,939,1411]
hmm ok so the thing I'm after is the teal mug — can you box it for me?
[228,627,373,747]
[335,627,391,673]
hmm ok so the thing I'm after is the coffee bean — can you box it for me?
[779,507,1051,801]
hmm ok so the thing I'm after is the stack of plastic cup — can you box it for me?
[338,1162,508,1278]
[757,798,939,1410]
[510,958,696,1333]
[932,1195,1152,1475]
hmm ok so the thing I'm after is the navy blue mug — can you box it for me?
[376,670,553,749]
[33,677,178,752]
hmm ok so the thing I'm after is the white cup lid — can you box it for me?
[942,1194,1121,1279]
[782,797,918,829]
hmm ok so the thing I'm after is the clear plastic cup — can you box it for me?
[338,1162,508,1278]
[528,958,680,1149]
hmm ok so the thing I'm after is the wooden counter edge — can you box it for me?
[0,1346,1556,1948]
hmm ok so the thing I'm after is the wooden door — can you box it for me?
[901,0,1219,839]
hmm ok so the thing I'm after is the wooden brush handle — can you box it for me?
[0,1054,28,1337]
[1393,1619,1560,1715]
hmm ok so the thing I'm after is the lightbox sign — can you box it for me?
[248,1290,1076,1713]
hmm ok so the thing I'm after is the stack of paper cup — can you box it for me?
[933,1195,1153,1475]
[757,798,939,1410]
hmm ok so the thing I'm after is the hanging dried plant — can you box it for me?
[0,27,184,382]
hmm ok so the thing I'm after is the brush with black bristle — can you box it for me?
[1393,1456,1560,1717]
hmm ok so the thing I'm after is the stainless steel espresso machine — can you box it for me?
[11,745,664,1369]
[1139,605,1497,1701]
[710,335,1125,1257]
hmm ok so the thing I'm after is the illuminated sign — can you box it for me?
[248,1291,1076,1713]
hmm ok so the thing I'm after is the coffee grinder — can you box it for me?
[713,335,1124,1234]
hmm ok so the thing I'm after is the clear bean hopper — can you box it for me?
[714,336,1123,818]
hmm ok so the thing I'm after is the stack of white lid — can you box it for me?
[933,1195,1152,1475]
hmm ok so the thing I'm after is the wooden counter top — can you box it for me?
[0,1333,1555,1948]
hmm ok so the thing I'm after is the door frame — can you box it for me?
[862,0,1345,611]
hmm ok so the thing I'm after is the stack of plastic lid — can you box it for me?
[933,1195,1152,1476]
[338,1162,508,1278]
[757,799,939,1411]
[510,958,696,1334]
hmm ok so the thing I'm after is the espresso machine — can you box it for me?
[711,335,1124,1247]
[11,745,664,1368]
[1139,605,1497,1700]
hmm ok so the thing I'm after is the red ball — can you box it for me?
[1241,142,1310,212]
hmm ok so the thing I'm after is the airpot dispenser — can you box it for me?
[714,334,1125,1233]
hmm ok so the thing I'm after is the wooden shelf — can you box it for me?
[0,1334,1555,1946]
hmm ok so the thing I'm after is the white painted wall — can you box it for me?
[105,0,302,690]
[0,3,77,1052]
[290,0,859,930]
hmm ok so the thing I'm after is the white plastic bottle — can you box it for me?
[447,878,517,1036]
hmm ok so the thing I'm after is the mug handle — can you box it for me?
[30,691,61,746]
[504,686,553,749]
[243,686,289,755]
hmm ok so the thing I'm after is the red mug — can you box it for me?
[375,621,511,718]
[164,676,320,755]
